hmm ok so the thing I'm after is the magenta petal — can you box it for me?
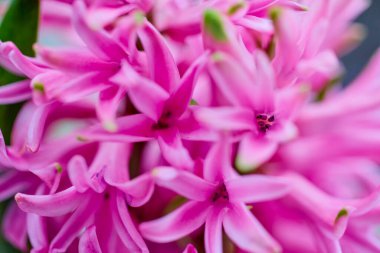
[15,186,86,217]
[111,191,149,253]
[79,226,103,253]
[157,128,194,170]
[49,194,101,253]
[152,166,216,201]
[205,207,227,253]
[97,86,126,132]
[140,200,211,242]
[0,171,33,201]
[2,202,27,250]
[236,134,278,172]
[183,244,198,253]
[167,53,208,118]
[223,203,281,253]
[204,139,233,182]
[138,21,180,92]
[226,175,290,203]
[109,174,154,207]
[116,61,170,121]
[0,80,31,104]
[73,1,126,62]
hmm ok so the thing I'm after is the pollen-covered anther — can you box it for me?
[256,114,275,133]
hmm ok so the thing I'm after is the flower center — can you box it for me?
[153,111,173,130]
[211,183,229,202]
[256,113,275,133]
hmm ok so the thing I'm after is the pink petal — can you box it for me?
[152,166,216,201]
[140,200,211,242]
[68,155,90,193]
[111,191,149,252]
[15,186,87,217]
[73,1,126,61]
[79,226,103,253]
[204,139,233,182]
[157,128,194,170]
[194,106,254,131]
[2,202,27,250]
[35,45,119,73]
[97,86,126,132]
[49,194,101,253]
[138,20,180,92]
[226,175,290,203]
[167,53,208,118]
[224,203,281,253]
[0,171,33,201]
[236,134,278,172]
[6,43,45,78]
[27,213,48,252]
[115,61,170,121]
[205,207,227,253]
[183,244,198,253]
[208,52,256,107]
[0,80,31,104]
[109,174,154,207]
[80,114,154,143]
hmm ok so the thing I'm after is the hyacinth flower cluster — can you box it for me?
[0,0,379,252]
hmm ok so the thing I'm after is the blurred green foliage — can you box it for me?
[0,0,40,252]
[0,0,39,145]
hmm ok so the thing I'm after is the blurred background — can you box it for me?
[342,0,380,84]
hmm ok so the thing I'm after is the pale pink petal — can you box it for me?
[226,175,290,203]
[15,186,87,217]
[194,106,254,131]
[79,226,103,253]
[224,203,281,253]
[0,80,31,104]
[236,134,278,172]
[157,128,194,170]
[27,213,48,253]
[73,1,126,61]
[152,166,216,201]
[111,191,149,252]
[205,207,227,253]
[138,20,180,92]
[208,52,256,107]
[140,201,211,242]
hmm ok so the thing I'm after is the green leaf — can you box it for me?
[0,0,40,144]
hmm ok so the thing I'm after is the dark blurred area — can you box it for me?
[342,0,380,84]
